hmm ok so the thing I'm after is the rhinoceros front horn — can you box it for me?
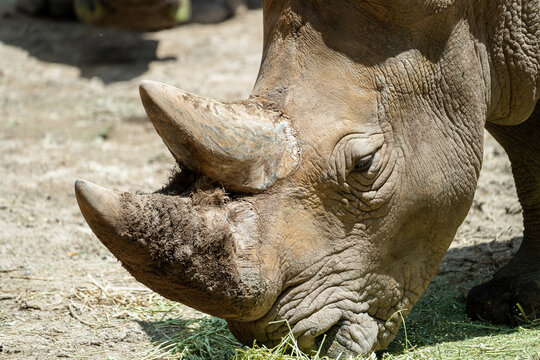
[139,80,298,192]
[74,179,280,321]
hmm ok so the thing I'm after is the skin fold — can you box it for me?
[76,0,539,357]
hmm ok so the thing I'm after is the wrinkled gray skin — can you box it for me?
[76,0,539,357]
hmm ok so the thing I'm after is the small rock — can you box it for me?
[472,200,484,212]
[505,203,522,215]
[20,301,42,311]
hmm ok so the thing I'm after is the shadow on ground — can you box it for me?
[383,236,532,355]
[136,237,537,359]
[0,10,175,83]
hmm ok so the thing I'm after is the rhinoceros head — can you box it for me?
[76,0,492,356]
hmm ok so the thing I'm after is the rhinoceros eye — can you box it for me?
[354,154,374,172]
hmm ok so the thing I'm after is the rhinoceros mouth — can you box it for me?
[226,243,422,357]
[228,289,395,357]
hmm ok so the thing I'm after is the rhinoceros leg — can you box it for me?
[467,102,540,325]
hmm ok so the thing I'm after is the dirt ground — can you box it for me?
[0,2,528,359]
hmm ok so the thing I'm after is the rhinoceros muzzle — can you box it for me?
[75,81,297,320]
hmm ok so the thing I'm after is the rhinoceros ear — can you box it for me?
[139,80,298,193]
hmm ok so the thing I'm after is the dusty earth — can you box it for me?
[0,2,530,359]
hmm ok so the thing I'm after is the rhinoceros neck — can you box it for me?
[482,0,540,125]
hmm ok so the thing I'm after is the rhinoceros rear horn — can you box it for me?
[139,80,298,192]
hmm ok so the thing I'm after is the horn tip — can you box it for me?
[75,179,122,231]
[74,178,93,202]
[139,79,158,88]
[75,178,108,200]
[139,80,160,97]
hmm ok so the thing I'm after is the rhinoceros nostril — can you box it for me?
[315,324,341,356]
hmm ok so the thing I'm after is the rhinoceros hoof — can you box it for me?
[466,272,539,325]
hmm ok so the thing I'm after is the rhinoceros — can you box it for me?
[75,0,539,357]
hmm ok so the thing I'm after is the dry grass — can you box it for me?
[53,256,538,360]
[135,274,539,360]
[380,276,540,360]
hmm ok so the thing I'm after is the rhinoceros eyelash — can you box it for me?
[353,154,374,172]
